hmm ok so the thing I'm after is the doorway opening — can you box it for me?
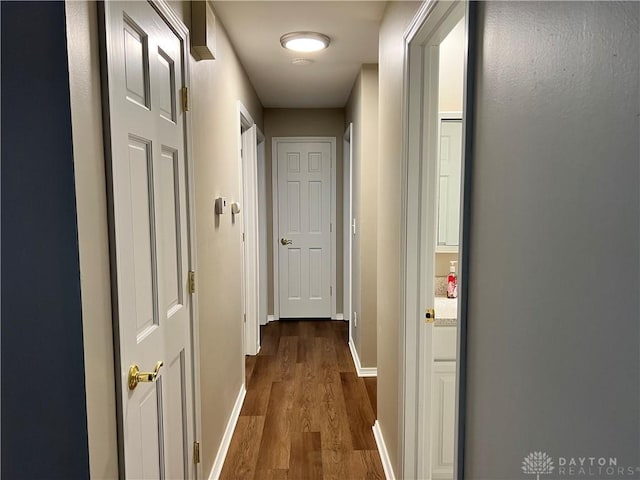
[238,102,265,356]
[400,2,474,479]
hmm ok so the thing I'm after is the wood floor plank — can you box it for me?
[347,450,385,479]
[242,355,274,416]
[340,372,377,450]
[260,323,280,355]
[222,320,383,480]
[219,416,265,480]
[289,432,323,480]
[274,336,298,382]
[255,381,295,470]
[245,354,257,385]
[363,377,377,417]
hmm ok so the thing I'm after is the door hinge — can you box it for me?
[182,86,190,112]
[193,441,200,464]
[330,223,333,232]
[188,271,196,294]
[244,313,247,323]
[243,232,245,242]
[330,286,333,296]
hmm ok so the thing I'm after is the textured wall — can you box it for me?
[345,65,380,367]
[376,2,421,476]
[464,2,640,478]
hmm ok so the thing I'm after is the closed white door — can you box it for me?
[437,119,463,247]
[103,2,195,478]
[277,141,332,318]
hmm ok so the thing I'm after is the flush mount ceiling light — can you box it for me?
[280,32,330,52]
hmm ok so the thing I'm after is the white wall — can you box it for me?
[464,2,639,477]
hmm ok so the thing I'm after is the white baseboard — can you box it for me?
[335,313,344,320]
[208,384,246,480]
[373,420,396,480]
[267,314,278,323]
[348,338,377,377]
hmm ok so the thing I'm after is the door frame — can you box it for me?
[399,1,474,479]
[271,136,338,320]
[238,101,262,356]
[343,124,354,337]
[98,1,203,477]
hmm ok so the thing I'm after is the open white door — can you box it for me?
[275,139,334,318]
[102,2,196,477]
[241,124,260,354]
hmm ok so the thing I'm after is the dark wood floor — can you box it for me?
[220,320,382,480]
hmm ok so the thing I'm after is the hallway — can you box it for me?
[220,320,382,479]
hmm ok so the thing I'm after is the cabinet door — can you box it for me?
[432,361,456,480]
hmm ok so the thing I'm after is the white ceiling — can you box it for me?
[212,1,388,108]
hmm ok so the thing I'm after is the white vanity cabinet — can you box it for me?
[431,326,457,480]
[431,361,456,479]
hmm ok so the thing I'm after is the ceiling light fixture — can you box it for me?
[280,32,330,52]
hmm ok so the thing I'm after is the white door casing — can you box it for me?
[273,138,336,319]
[343,124,353,334]
[401,2,466,480]
[102,2,197,478]
[241,120,260,355]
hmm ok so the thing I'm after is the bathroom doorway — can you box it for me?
[401,2,472,479]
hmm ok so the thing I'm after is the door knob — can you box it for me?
[128,361,163,390]
[425,308,436,324]
[280,238,293,246]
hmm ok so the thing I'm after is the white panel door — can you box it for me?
[277,141,332,317]
[437,119,463,247]
[103,2,194,478]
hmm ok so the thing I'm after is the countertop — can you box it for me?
[434,296,458,326]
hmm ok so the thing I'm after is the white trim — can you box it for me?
[208,385,247,480]
[373,421,396,480]
[238,102,260,357]
[348,338,377,377]
[271,137,337,319]
[335,313,344,321]
[267,314,278,323]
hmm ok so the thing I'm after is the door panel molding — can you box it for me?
[271,137,337,320]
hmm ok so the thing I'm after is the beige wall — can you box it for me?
[376,2,421,477]
[345,65,379,367]
[263,108,345,317]
[171,2,264,475]
[68,1,263,476]
[438,16,465,113]
[66,2,119,478]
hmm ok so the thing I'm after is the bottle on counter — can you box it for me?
[447,261,458,299]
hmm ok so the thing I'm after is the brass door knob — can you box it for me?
[280,238,293,246]
[128,361,163,390]
[425,308,436,324]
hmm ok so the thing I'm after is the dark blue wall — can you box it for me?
[1,2,90,478]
